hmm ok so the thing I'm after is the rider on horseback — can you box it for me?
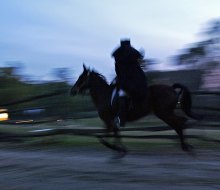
[112,39,148,128]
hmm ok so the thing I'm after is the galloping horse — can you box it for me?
[70,65,200,156]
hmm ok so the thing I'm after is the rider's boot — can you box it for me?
[114,96,128,128]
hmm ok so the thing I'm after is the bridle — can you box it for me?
[75,70,91,93]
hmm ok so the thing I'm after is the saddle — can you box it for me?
[111,87,133,110]
[110,78,145,111]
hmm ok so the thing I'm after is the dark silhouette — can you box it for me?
[112,39,148,127]
[71,65,200,156]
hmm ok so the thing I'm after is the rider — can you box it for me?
[112,39,148,127]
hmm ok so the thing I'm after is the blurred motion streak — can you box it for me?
[0,109,8,121]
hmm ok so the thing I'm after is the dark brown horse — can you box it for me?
[70,65,200,156]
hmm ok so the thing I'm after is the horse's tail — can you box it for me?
[172,83,202,120]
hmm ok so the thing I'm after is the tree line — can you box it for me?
[0,67,96,120]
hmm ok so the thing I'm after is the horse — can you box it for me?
[70,64,200,156]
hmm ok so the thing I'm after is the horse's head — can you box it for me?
[70,64,91,96]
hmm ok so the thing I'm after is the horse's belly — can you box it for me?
[126,106,150,122]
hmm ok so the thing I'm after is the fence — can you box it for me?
[0,89,219,143]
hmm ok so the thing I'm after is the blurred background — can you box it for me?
[0,1,220,189]
[0,17,220,121]
[0,0,219,135]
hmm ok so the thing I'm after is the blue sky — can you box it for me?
[0,0,220,82]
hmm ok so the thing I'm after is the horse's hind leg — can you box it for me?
[112,122,127,157]
[155,112,193,153]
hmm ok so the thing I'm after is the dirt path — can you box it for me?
[0,147,219,190]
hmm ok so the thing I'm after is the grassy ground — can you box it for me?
[0,116,219,151]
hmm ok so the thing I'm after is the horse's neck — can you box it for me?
[89,75,111,106]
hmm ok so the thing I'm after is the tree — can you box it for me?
[177,43,206,66]
[52,68,72,83]
[202,19,220,60]
[175,19,220,68]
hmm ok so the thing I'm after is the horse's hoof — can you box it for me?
[183,144,196,157]
[112,150,127,159]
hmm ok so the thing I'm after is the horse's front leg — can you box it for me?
[98,122,127,158]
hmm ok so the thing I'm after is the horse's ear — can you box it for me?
[83,63,87,71]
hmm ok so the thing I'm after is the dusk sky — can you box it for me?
[1,0,220,82]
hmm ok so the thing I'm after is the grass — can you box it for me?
[0,116,220,151]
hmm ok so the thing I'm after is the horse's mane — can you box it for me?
[90,70,109,87]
